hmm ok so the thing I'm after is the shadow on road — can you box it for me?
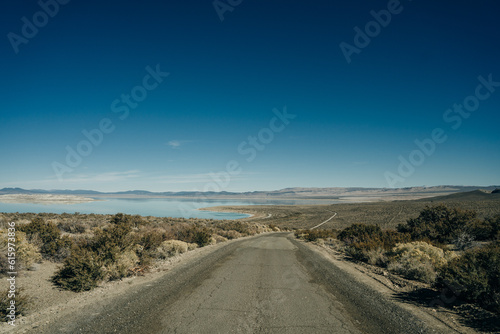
[394,288,500,333]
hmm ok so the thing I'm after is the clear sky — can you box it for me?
[1,0,499,192]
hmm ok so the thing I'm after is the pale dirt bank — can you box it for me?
[0,194,97,205]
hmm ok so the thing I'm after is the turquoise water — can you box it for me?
[0,197,339,220]
[0,198,251,220]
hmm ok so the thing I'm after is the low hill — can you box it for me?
[1,186,500,201]
[417,189,500,202]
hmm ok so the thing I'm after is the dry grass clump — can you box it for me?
[106,249,139,281]
[436,242,500,315]
[387,241,455,283]
[52,244,105,292]
[398,205,478,245]
[294,229,337,242]
[17,218,73,261]
[211,234,228,244]
[57,220,87,234]
[337,224,411,263]
[219,230,242,240]
[0,231,42,274]
[0,288,31,322]
[175,227,212,247]
[365,247,388,267]
[154,240,197,259]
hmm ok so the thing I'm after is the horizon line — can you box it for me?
[1,185,499,194]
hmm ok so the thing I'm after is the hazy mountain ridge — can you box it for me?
[1,186,498,200]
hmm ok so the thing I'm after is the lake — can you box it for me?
[0,197,337,220]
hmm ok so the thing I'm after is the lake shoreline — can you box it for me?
[0,197,256,220]
[0,194,98,205]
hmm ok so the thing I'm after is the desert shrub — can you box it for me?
[338,224,410,262]
[338,224,383,243]
[436,242,500,314]
[398,205,477,244]
[52,214,137,291]
[343,241,380,262]
[380,230,411,247]
[18,218,71,260]
[176,227,212,247]
[0,230,42,272]
[220,221,250,235]
[11,232,41,269]
[269,224,280,231]
[366,247,388,266]
[109,213,131,225]
[296,229,337,242]
[140,230,165,251]
[220,230,242,240]
[52,244,105,292]
[57,221,86,234]
[155,240,197,259]
[388,241,454,283]
[89,223,133,264]
[309,229,337,241]
[106,249,138,281]
[129,243,152,268]
[338,224,383,261]
[469,214,500,241]
[52,235,74,262]
[294,229,304,238]
[0,288,31,322]
[129,229,167,266]
[137,252,153,268]
[109,213,146,228]
[453,231,476,251]
[391,256,437,284]
[212,234,228,244]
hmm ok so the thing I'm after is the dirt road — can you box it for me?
[29,233,445,333]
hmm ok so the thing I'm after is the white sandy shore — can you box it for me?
[0,194,98,205]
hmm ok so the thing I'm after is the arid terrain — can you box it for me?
[1,190,499,333]
[213,190,500,230]
[1,185,497,202]
[1,234,482,334]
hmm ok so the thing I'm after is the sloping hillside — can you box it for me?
[418,190,500,202]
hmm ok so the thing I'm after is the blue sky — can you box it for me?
[1,0,499,192]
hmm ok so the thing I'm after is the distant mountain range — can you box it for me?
[1,186,499,200]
